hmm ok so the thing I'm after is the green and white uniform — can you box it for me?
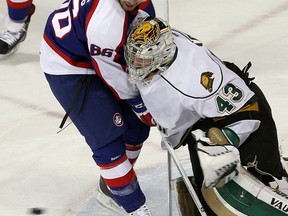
[135,29,260,148]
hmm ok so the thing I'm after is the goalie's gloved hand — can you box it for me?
[192,129,240,188]
[126,95,156,126]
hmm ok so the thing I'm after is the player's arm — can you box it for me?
[185,72,260,188]
[126,95,156,126]
[211,95,261,147]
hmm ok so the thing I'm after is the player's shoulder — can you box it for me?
[166,39,224,99]
[172,29,204,48]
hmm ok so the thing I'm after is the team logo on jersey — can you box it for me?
[200,72,214,92]
[113,113,124,127]
[130,21,159,45]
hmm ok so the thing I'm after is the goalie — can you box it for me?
[124,17,287,215]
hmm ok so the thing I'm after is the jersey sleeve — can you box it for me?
[41,0,149,100]
[192,59,260,146]
[139,0,156,17]
[86,1,145,99]
[184,47,260,146]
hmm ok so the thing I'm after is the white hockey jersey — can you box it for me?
[40,0,155,99]
[135,29,260,148]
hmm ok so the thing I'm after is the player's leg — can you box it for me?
[44,73,151,215]
[94,139,150,214]
[90,103,151,215]
[0,0,35,54]
[95,101,150,215]
[120,101,150,165]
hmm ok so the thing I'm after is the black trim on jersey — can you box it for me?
[224,61,255,86]
[160,29,225,99]
[159,51,224,99]
[172,29,203,47]
[213,110,260,129]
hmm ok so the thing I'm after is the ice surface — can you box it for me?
[0,0,287,215]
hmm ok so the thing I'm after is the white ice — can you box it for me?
[0,0,287,215]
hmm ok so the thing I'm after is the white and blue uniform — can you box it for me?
[40,0,155,213]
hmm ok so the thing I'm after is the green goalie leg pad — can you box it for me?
[202,166,288,216]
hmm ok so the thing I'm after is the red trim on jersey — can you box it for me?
[43,34,92,69]
[6,0,33,9]
[114,13,128,72]
[85,0,120,99]
[85,0,100,31]
[139,0,150,10]
[91,58,121,100]
[104,169,136,188]
[97,154,128,169]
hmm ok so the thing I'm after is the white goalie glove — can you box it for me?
[192,128,241,188]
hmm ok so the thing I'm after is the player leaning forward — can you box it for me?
[40,0,156,216]
[124,16,287,214]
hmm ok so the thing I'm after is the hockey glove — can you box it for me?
[192,129,240,188]
[126,95,156,126]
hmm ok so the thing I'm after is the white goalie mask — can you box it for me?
[124,17,176,83]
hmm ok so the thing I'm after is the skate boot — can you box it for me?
[128,203,152,216]
[97,177,152,215]
[96,176,127,215]
[0,4,35,55]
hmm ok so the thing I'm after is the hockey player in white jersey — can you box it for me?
[40,1,156,216]
[124,17,288,215]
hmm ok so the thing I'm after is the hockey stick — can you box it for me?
[163,1,173,213]
[165,141,207,216]
[167,150,173,216]
[163,1,172,213]
[162,1,206,215]
[163,0,169,22]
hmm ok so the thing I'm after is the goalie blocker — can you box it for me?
[192,129,240,188]
[174,127,241,215]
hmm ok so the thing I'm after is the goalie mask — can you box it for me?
[124,17,176,83]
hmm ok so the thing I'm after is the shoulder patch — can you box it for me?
[200,71,214,93]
